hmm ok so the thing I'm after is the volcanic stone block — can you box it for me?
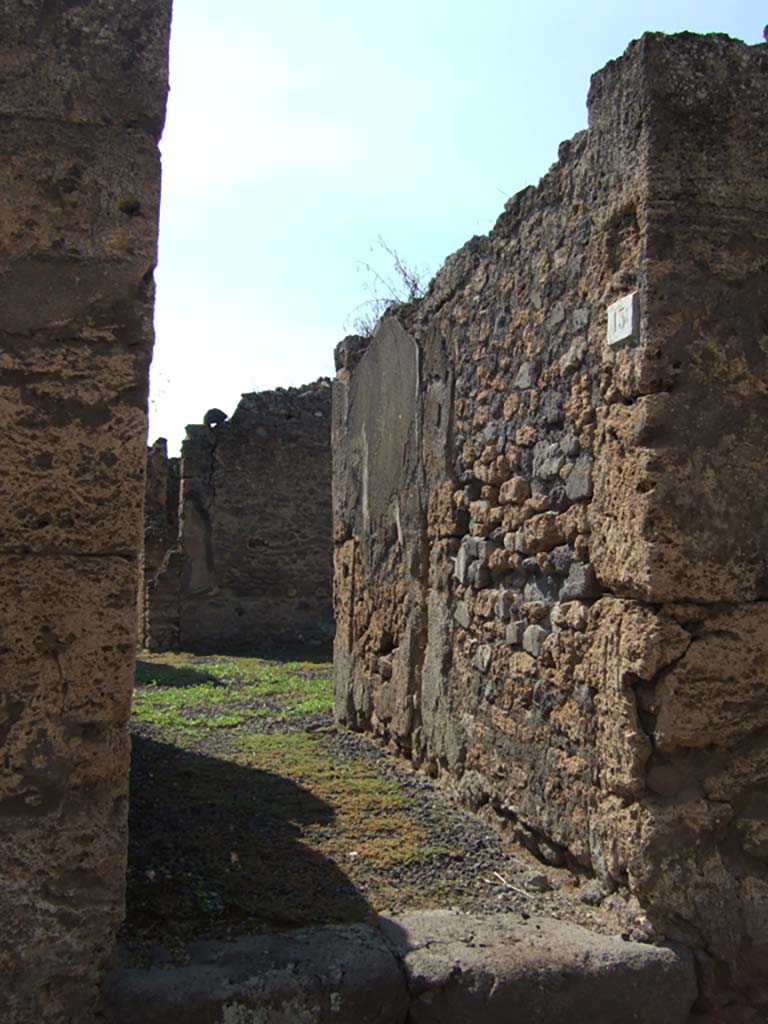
[0,2,171,1022]
[380,910,696,1024]
[105,924,409,1024]
[103,913,696,1024]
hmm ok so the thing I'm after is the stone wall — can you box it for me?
[146,381,334,653]
[143,438,180,586]
[139,438,180,644]
[333,32,768,1003]
[0,2,171,1023]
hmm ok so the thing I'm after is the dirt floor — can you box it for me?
[120,652,650,967]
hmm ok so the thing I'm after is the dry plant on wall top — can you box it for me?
[346,236,430,337]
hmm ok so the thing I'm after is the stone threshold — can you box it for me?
[104,909,696,1024]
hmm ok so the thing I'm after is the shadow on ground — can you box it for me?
[121,734,372,958]
[134,660,225,689]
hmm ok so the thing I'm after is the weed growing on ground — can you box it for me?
[132,654,333,737]
[123,650,465,954]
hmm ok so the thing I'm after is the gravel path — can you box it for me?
[323,724,647,937]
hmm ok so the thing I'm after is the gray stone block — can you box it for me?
[548,301,566,328]
[379,910,696,1024]
[454,542,472,584]
[514,361,537,388]
[496,589,516,622]
[561,562,600,602]
[472,644,492,673]
[524,574,560,604]
[540,390,565,426]
[560,432,580,458]
[572,308,590,330]
[505,620,525,645]
[104,925,408,1024]
[550,544,574,576]
[469,563,492,589]
[549,483,570,511]
[523,623,548,657]
[471,538,497,565]
[565,452,594,501]
[454,601,471,629]
[533,440,565,481]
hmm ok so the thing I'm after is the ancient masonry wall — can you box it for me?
[0,3,171,1023]
[146,381,334,653]
[333,32,768,997]
[139,438,179,641]
[143,438,180,586]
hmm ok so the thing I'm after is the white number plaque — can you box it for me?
[607,292,639,346]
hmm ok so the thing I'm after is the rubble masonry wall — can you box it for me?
[143,437,180,587]
[333,32,768,995]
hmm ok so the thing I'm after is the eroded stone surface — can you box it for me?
[143,438,180,588]
[104,913,696,1024]
[380,910,696,1024]
[332,31,768,1006]
[104,924,408,1024]
[0,2,171,1021]
[140,438,180,640]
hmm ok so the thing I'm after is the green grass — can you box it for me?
[131,653,435,874]
[132,653,333,736]
[124,649,467,956]
[238,732,431,871]
[282,674,334,716]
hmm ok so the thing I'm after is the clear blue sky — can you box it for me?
[149,1,763,452]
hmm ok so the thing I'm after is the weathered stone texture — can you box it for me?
[333,32,768,1004]
[0,2,170,1022]
[380,910,696,1024]
[146,381,334,653]
[103,912,696,1024]
[139,438,180,643]
[143,438,180,585]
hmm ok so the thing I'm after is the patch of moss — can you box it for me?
[238,732,435,876]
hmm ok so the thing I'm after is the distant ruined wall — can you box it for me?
[139,438,180,644]
[143,438,180,586]
[0,2,171,1023]
[334,32,768,1002]
[146,381,333,653]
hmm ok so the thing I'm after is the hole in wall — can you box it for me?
[120,199,142,217]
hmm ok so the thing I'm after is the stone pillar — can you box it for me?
[0,3,171,1022]
[586,32,768,1002]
